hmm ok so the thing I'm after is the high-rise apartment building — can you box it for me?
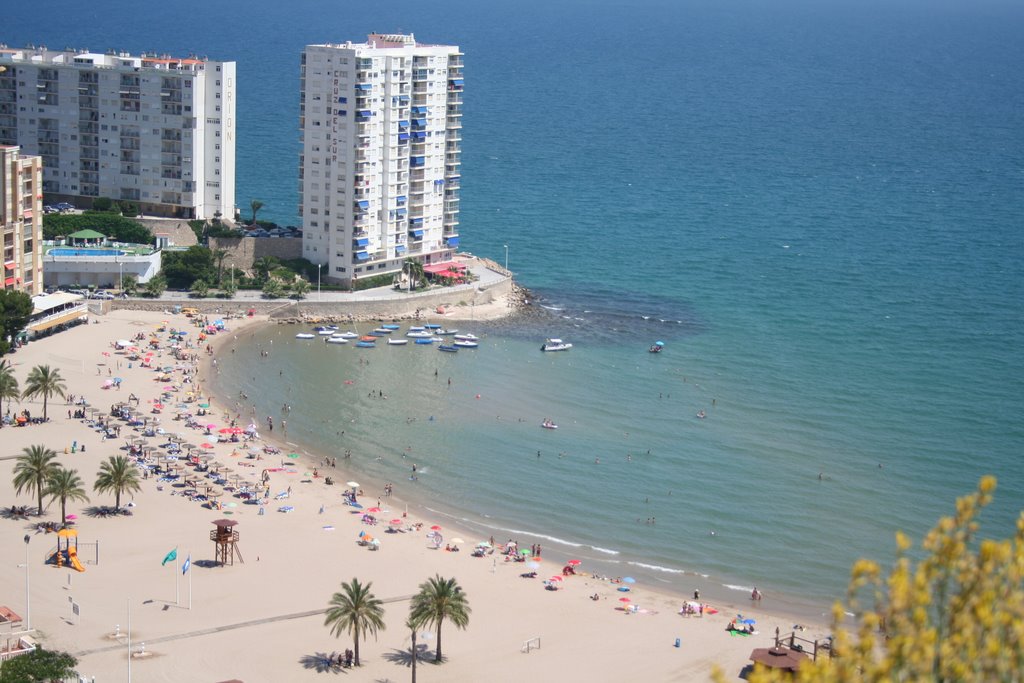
[300,34,463,286]
[0,46,235,220]
[0,144,43,295]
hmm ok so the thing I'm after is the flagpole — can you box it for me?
[175,547,180,606]
[127,597,132,683]
[188,550,192,610]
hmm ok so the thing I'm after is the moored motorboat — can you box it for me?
[436,328,458,336]
[406,330,434,338]
[325,336,349,344]
[334,331,359,339]
[453,333,479,342]
[453,340,478,348]
[372,327,393,335]
[381,324,401,331]
[355,340,376,348]
[296,333,316,340]
[541,338,573,352]
[414,337,438,345]
[315,325,339,335]
[387,338,409,345]
[368,330,389,337]
[424,324,442,330]
[438,344,459,353]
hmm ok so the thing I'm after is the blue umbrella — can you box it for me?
[741,618,756,625]
[655,341,665,346]
[622,576,636,584]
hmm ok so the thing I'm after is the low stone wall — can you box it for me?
[108,277,516,322]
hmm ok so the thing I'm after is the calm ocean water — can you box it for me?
[10,0,1024,613]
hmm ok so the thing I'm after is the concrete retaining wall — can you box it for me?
[208,237,303,275]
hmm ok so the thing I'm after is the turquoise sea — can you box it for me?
[10,0,1024,615]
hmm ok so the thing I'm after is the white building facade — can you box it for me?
[0,45,235,220]
[299,34,463,286]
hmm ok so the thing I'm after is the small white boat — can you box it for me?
[541,420,558,429]
[334,331,359,339]
[325,336,349,344]
[453,340,478,348]
[387,338,409,346]
[373,327,393,335]
[315,325,339,335]
[453,333,478,342]
[436,328,458,336]
[541,338,573,352]
[296,333,316,340]
[407,326,426,332]
[407,330,434,338]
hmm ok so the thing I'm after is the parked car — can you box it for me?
[56,202,75,212]
[43,205,58,214]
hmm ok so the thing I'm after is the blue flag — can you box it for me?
[161,548,177,566]
[182,554,191,575]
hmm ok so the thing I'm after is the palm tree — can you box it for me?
[290,278,311,300]
[252,256,279,283]
[212,248,229,285]
[12,445,60,515]
[408,575,471,663]
[45,467,89,526]
[403,258,425,291]
[94,455,142,511]
[324,578,386,667]
[21,365,67,421]
[250,199,264,225]
[407,617,419,683]
[0,360,19,427]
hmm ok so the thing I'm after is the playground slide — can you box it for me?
[67,548,86,572]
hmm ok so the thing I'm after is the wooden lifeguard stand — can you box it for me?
[210,519,243,566]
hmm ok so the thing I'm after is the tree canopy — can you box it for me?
[728,476,1024,683]
[0,290,33,356]
[161,246,216,289]
[0,647,78,682]
[43,212,153,244]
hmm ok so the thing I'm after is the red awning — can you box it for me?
[423,262,467,274]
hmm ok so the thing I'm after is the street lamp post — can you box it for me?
[317,263,322,301]
[503,244,509,272]
[229,263,234,291]
[23,534,31,630]
[118,260,123,292]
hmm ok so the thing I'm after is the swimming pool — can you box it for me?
[49,248,126,257]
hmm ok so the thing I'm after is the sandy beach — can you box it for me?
[0,307,830,682]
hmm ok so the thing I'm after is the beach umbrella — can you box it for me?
[528,561,541,570]
[366,507,383,514]
[741,618,756,625]
[66,514,78,521]
[346,481,360,488]
[287,453,300,459]
[622,577,636,584]
[200,443,216,450]
[520,548,531,556]
[390,519,403,526]
[430,525,442,531]
[549,576,564,582]
[450,538,465,544]
[618,597,631,603]
[567,559,582,566]
[206,424,217,430]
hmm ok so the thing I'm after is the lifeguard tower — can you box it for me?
[210,519,243,566]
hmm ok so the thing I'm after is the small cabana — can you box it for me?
[66,229,107,247]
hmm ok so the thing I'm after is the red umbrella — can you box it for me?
[549,575,564,582]
[200,442,217,449]
[430,525,442,531]
[567,559,582,566]
[618,597,631,603]
[389,519,403,526]
[366,507,383,514]
[219,427,234,434]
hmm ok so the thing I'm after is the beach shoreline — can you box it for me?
[0,308,832,682]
